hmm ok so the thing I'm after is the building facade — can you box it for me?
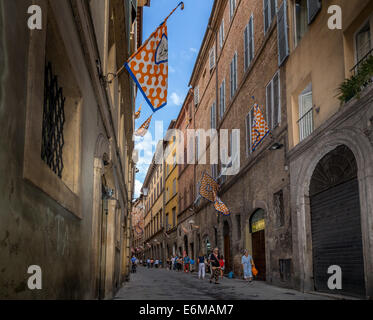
[131,195,145,259]
[0,0,147,299]
[163,121,179,257]
[142,146,164,261]
[285,0,373,298]
[174,90,198,259]
[188,0,292,287]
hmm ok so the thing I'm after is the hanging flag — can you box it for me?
[213,191,230,216]
[181,225,189,234]
[251,104,270,152]
[134,114,152,137]
[124,3,184,112]
[199,172,219,203]
[134,104,142,120]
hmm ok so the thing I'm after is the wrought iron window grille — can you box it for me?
[41,62,66,178]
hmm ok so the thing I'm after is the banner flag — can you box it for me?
[134,114,152,137]
[124,3,184,112]
[199,172,219,203]
[251,104,270,152]
[134,104,142,119]
[213,191,230,216]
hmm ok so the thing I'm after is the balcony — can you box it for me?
[339,48,373,104]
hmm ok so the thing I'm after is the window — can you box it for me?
[195,134,199,163]
[173,178,176,196]
[294,0,308,45]
[219,19,225,49]
[298,83,313,141]
[210,102,216,129]
[356,21,371,64]
[173,152,176,167]
[166,213,169,231]
[229,0,236,20]
[244,16,254,71]
[194,87,199,106]
[209,47,216,71]
[41,62,66,179]
[230,52,237,99]
[172,207,176,226]
[166,187,169,202]
[219,79,226,119]
[266,71,281,130]
[263,0,277,33]
[308,0,322,24]
[277,0,289,66]
[274,190,285,227]
[246,106,255,154]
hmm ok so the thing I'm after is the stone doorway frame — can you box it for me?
[290,128,373,298]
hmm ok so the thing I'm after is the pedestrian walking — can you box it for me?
[177,257,182,272]
[209,248,221,284]
[147,258,151,268]
[219,255,225,279]
[131,256,137,273]
[171,256,176,271]
[197,252,206,280]
[166,257,171,270]
[150,258,154,268]
[183,255,190,273]
[241,249,254,282]
[155,259,159,268]
[190,258,195,273]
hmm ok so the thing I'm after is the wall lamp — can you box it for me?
[269,142,284,151]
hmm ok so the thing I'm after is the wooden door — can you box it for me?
[252,230,266,280]
[224,234,231,272]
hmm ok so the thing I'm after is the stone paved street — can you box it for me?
[115,266,332,300]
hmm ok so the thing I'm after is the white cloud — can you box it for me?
[169,66,176,73]
[190,47,197,53]
[134,179,143,199]
[170,92,182,106]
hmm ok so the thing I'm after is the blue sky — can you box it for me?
[134,0,214,198]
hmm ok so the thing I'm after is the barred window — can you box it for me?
[41,62,66,178]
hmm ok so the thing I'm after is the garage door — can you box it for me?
[310,178,365,297]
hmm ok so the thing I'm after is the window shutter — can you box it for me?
[263,0,269,33]
[249,17,254,63]
[230,60,234,99]
[273,72,280,128]
[307,0,321,24]
[244,25,249,70]
[194,87,199,106]
[223,80,225,115]
[277,0,289,66]
[266,81,273,130]
[234,53,237,93]
[270,0,276,21]
[210,48,215,70]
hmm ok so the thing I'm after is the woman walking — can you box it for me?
[209,248,221,284]
[219,255,225,280]
[197,252,206,280]
[241,249,254,282]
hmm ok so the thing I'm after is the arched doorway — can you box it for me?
[250,209,266,280]
[223,222,231,273]
[310,145,365,297]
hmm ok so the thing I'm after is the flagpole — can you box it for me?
[116,2,184,79]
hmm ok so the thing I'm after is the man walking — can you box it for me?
[209,248,221,284]
[197,252,206,280]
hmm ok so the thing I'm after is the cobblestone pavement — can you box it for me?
[115,266,332,300]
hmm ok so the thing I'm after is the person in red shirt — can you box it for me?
[219,255,225,280]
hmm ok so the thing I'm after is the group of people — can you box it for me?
[145,258,163,268]
[136,248,256,284]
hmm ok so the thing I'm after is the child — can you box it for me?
[219,255,225,279]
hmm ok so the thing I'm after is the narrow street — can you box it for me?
[115,266,331,300]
